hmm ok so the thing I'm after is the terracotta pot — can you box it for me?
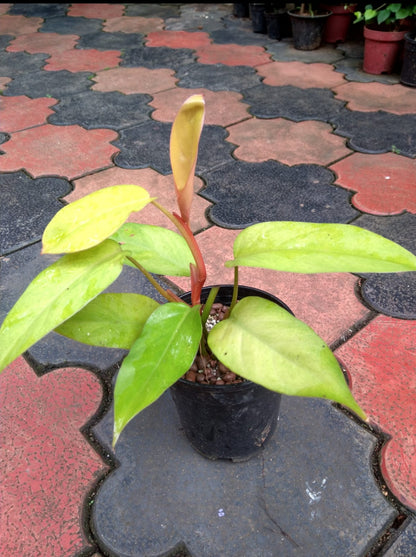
[363,26,406,75]
[322,4,357,43]
[170,285,293,461]
[400,32,416,87]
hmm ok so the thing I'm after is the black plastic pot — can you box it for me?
[170,285,293,461]
[265,10,292,40]
[400,33,416,87]
[250,3,267,34]
[289,9,331,50]
[233,3,249,18]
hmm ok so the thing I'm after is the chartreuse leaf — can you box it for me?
[208,296,366,420]
[226,222,416,273]
[113,302,202,445]
[0,240,125,372]
[111,222,195,276]
[43,185,154,254]
[55,293,159,349]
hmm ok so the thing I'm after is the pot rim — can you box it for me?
[288,10,332,20]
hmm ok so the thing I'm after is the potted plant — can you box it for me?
[288,2,332,50]
[1,95,416,461]
[264,1,292,40]
[321,3,358,43]
[400,27,416,86]
[353,3,416,74]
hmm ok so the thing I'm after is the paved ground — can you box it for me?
[0,3,415,556]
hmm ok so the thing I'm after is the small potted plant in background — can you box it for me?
[1,95,416,461]
[353,3,416,74]
[321,2,358,43]
[264,1,292,40]
[400,8,416,86]
[288,2,332,49]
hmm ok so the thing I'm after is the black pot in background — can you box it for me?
[265,9,292,40]
[170,285,293,461]
[400,33,416,87]
[250,3,267,34]
[233,3,250,18]
[289,9,332,50]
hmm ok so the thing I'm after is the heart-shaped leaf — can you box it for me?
[112,223,195,276]
[227,222,416,273]
[43,185,153,253]
[208,296,366,420]
[55,293,159,349]
[0,240,125,371]
[113,302,202,445]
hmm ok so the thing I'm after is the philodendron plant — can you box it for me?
[1,95,416,447]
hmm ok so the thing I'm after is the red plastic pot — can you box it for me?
[322,4,357,43]
[363,26,406,75]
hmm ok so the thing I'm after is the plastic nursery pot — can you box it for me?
[233,3,250,18]
[250,3,267,34]
[170,285,294,462]
[322,4,357,43]
[400,33,416,87]
[288,9,332,50]
[363,26,407,75]
[265,10,292,40]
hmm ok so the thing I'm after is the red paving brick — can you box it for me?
[0,96,58,133]
[257,61,347,89]
[0,357,107,556]
[92,67,177,94]
[331,153,416,215]
[0,14,42,35]
[44,49,121,73]
[336,317,416,510]
[333,82,416,115]
[7,32,78,55]
[68,3,125,19]
[196,43,271,66]
[146,30,211,49]
[0,125,119,179]
[171,226,370,346]
[69,167,210,233]
[103,16,164,34]
[150,88,250,126]
[228,118,351,166]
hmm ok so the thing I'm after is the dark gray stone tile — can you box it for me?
[384,519,416,557]
[0,35,13,50]
[165,4,232,33]
[49,91,153,130]
[0,172,71,255]
[242,84,346,121]
[175,63,262,91]
[332,111,416,158]
[354,213,416,319]
[0,51,48,78]
[2,69,93,98]
[92,393,397,557]
[121,46,195,69]
[114,122,234,175]
[125,4,181,19]
[201,160,359,228]
[76,31,145,51]
[209,27,274,46]
[40,15,102,35]
[266,39,346,64]
[8,3,69,18]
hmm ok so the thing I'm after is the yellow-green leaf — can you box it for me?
[43,185,153,253]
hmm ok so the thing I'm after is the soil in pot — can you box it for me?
[400,32,416,87]
[289,9,332,50]
[170,285,293,462]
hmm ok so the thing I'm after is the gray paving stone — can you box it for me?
[266,39,346,63]
[175,63,262,91]
[332,111,416,158]
[242,83,346,121]
[354,213,416,319]
[2,69,93,98]
[121,46,195,70]
[333,58,401,84]
[92,393,397,557]
[0,35,12,50]
[114,121,234,175]
[125,3,180,19]
[49,91,153,130]
[76,31,145,51]
[40,15,103,35]
[384,519,416,557]
[0,172,71,255]
[8,3,69,18]
[200,160,359,228]
[164,4,232,33]
[0,244,168,372]
[0,51,48,78]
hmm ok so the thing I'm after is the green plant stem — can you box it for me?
[126,255,183,304]
[225,266,239,319]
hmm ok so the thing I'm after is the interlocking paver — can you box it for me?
[2,69,93,98]
[0,95,57,132]
[331,153,416,215]
[103,16,164,34]
[175,62,262,91]
[257,60,347,89]
[0,14,42,35]
[40,15,103,36]
[121,45,195,69]
[196,42,271,66]
[0,50,48,77]
[7,32,78,55]
[145,30,211,49]
[0,124,119,179]
[228,118,351,166]
[68,3,124,19]
[333,82,416,115]
[44,48,121,73]
[92,66,177,94]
